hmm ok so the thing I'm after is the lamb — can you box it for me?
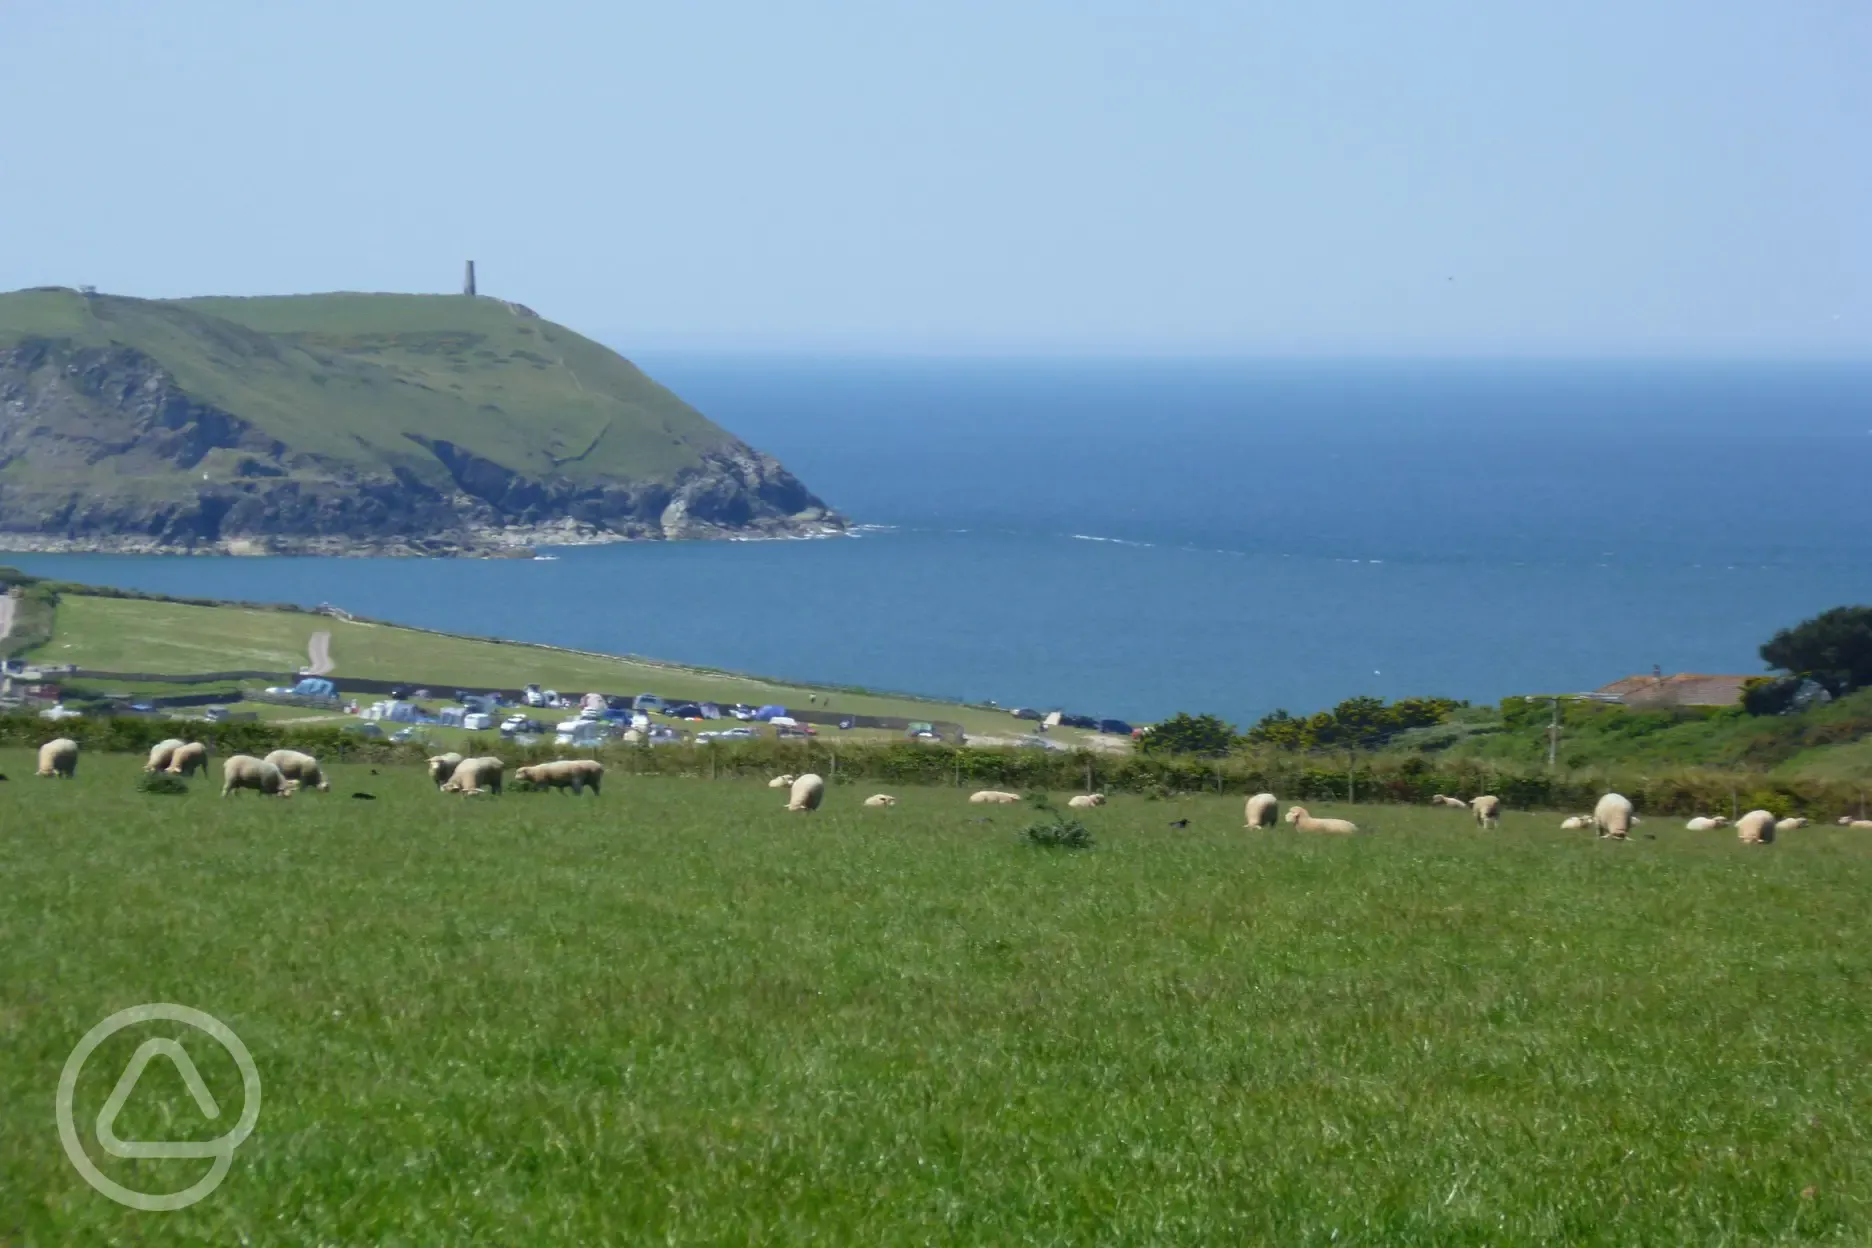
[1560,815,1593,830]
[442,756,507,796]
[768,774,796,789]
[1684,816,1730,831]
[1849,820,1872,830]
[1284,805,1360,835]
[165,742,209,777]
[968,790,1021,804]
[1735,809,1777,846]
[513,759,602,795]
[264,749,330,793]
[1244,792,1279,828]
[863,794,898,807]
[1775,817,1810,833]
[1470,795,1501,828]
[221,754,289,798]
[1067,793,1106,809]
[1593,793,1635,840]
[145,738,186,772]
[427,752,465,789]
[786,773,826,812]
[1430,794,1468,809]
[36,738,78,779]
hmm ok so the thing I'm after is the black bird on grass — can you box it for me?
[1167,818,1189,829]
[350,792,377,800]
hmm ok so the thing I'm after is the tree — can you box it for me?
[1138,711,1237,757]
[1760,606,1872,696]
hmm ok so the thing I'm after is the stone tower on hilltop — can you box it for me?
[463,260,477,297]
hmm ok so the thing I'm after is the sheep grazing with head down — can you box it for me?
[1593,793,1635,840]
[786,773,826,812]
[36,738,78,779]
[1285,805,1359,835]
[1067,793,1106,809]
[1470,795,1501,829]
[1244,792,1278,828]
[1560,815,1593,830]
[1775,817,1809,834]
[1430,794,1468,810]
[768,774,796,789]
[968,790,1021,805]
[513,759,600,795]
[443,756,507,796]
[1735,809,1777,846]
[427,753,465,789]
[1685,816,1729,831]
[264,749,330,793]
[221,754,289,798]
[864,793,897,807]
[165,742,209,777]
[146,739,186,773]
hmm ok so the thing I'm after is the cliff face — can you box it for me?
[0,292,844,554]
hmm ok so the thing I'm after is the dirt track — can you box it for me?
[306,629,334,675]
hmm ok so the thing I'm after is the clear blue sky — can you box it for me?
[3,1,1866,356]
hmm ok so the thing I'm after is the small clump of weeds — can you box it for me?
[1023,797,1094,849]
[136,771,189,796]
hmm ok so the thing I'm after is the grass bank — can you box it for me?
[2,753,1868,1243]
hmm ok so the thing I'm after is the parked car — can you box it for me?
[633,694,667,713]
[1060,714,1099,730]
[129,702,156,713]
[1097,719,1134,735]
[463,712,493,731]
[389,727,429,744]
[523,684,546,707]
[38,704,82,721]
[728,704,757,721]
[665,702,704,719]
[713,726,756,741]
[1010,707,1042,721]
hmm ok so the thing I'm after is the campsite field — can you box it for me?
[3,753,1870,1245]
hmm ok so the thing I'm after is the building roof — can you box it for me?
[1595,673,1755,708]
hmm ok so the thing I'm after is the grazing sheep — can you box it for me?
[1684,816,1730,831]
[1560,815,1593,830]
[513,759,603,795]
[1470,795,1501,829]
[1245,792,1279,828]
[1736,809,1777,846]
[145,738,186,772]
[1067,793,1106,809]
[786,773,826,812]
[1593,793,1635,840]
[165,742,209,777]
[427,753,465,788]
[768,774,796,789]
[221,754,289,798]
[1775,817,1810,834]
[36,738,78,779]
[1284,805,1360,835]
[442,756,506,796]
[968,790,1021,805]
[1430,794,1468,809]
[264,749,330,793]
[863,793,898,807]
[1850,820,1872,830]
[1838,816,1857,826]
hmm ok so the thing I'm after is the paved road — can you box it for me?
[306,629,334,675]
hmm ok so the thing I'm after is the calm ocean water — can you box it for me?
[8,358,1871,725]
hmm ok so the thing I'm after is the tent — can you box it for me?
[292,677,336,698]
[754,705,787,721]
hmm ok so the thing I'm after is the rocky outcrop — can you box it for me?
[0,338,845,555]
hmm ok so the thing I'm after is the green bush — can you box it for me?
[1023,813,1093,850]
[135,770,189,795]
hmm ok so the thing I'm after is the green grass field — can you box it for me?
[38,592,1099,744]
[3,751,1869,1244]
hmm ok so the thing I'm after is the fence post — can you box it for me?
[1348,751,1356,805]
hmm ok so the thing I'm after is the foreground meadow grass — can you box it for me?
[2,751,1869,1244]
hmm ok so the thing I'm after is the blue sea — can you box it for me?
[8,357,1871,726]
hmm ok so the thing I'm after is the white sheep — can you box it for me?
[36,738,78,779]
[768,774,796,789]
[518,759,600,794]
[1470,795,1501,829]
[968,790,1021,805]
[1593,793,1635,840]
[165,742,209,777]
[1684,816,1730,831]
[221,754,289,798]
[1430,794,1468,809]
[786,773,826,812]
[1244,792,1278,828]
[1285,805,1359,835]
[443,756,508,796]
[1560,815,1593,830]
[863,794,898,807]
[1850,820,1872,830]
[427,752,465,788]
[1067,793,1106,809]
[1735,809,1777,846]
[1774,817,1809,834]
[264,749,330,793]
[146,738,185,772]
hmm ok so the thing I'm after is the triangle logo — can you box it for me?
[95,1038,227,1160]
